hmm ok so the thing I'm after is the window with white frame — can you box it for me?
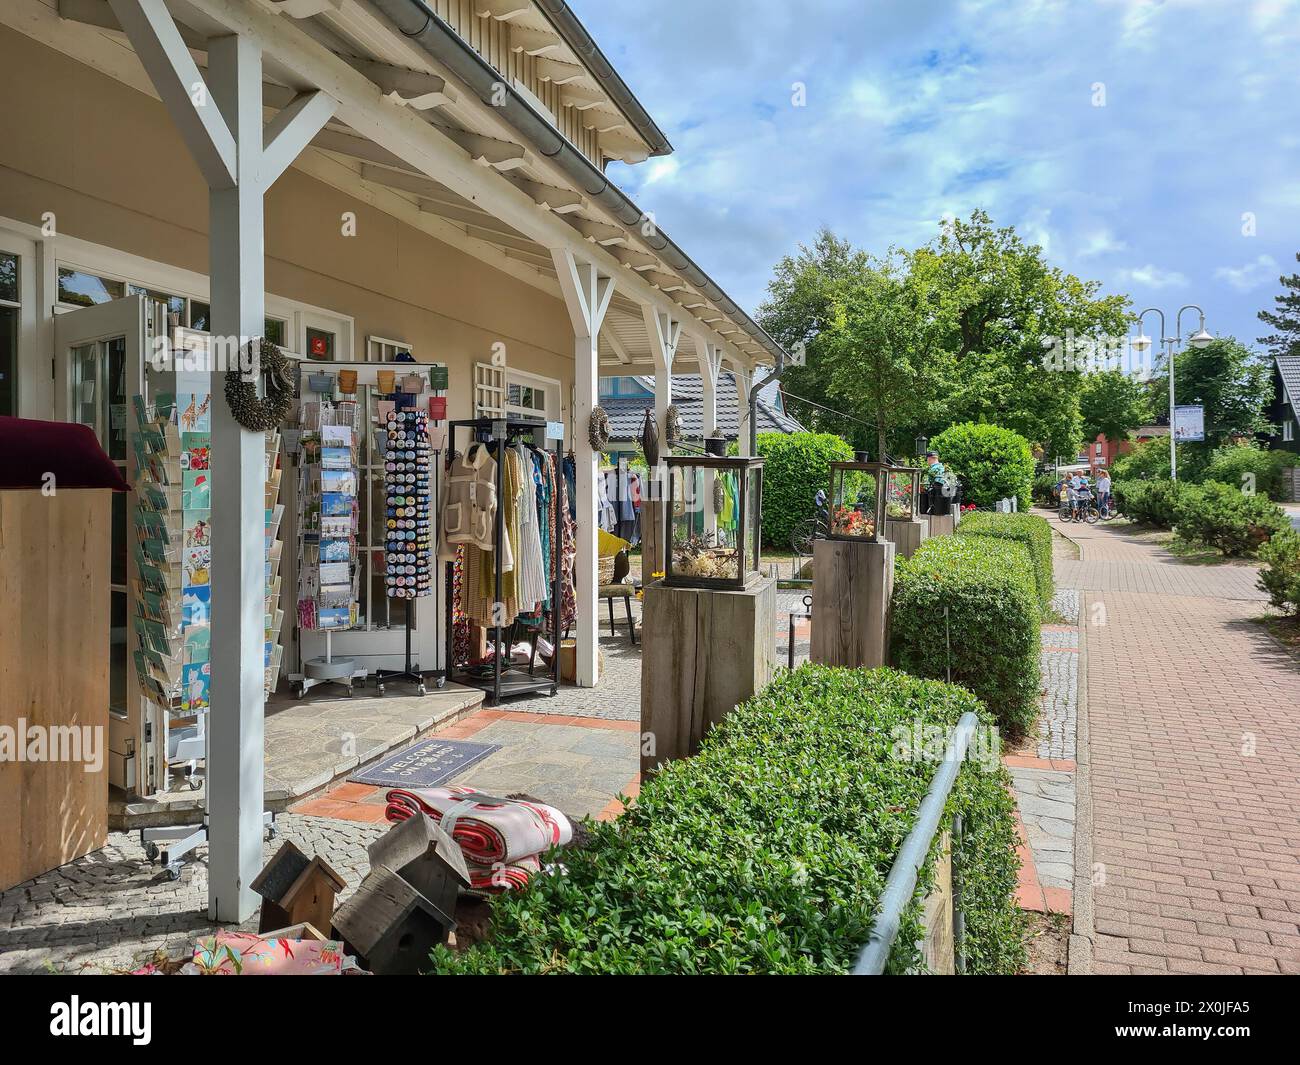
[1285,417,1295,443]
[474,361,505,418]
[367,335,413,363]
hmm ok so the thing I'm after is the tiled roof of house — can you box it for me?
[1277,355,1300,408]
[602,373,803,442]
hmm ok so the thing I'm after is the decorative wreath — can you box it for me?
[224,338,295,433]
[589,405,611,451]
[664,403,683,447]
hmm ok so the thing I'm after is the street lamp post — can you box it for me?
[1132,304,1213,482]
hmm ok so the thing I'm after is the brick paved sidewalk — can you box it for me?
[1059,517,1300,974]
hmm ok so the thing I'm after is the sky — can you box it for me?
[574,0,1300,351]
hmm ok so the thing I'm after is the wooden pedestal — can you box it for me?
[927,513,957,538]
[0,489,110,891]
[810,538,895,669]
[640,578,776,774]
[885,517,928,560]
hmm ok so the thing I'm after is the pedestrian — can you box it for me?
[1096,469,1112,517]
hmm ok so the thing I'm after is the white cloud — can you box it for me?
[1113,264,1189,289]
[1214,254,1278,293]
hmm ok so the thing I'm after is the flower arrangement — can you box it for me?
[832,505,874,538]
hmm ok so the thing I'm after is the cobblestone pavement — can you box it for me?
[0,815,383,975]
[1063,519,1300,974]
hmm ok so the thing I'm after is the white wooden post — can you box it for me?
[108,0,335,921]
[696,337,723,536]
[553,250,614,687]
[644,307,680,442]
[732,364,754,457]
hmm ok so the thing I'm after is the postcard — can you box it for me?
[183,470,211,511]
[176,392,211,432]
[321,492,352,517]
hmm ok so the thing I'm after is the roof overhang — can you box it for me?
[31,0,782,373]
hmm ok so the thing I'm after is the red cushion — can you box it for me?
[0,416,130,491]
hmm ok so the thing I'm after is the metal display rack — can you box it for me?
[443,417,561,706]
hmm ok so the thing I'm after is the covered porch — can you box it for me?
[0,0,785,921]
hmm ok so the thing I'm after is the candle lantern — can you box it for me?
[663,455,764,589]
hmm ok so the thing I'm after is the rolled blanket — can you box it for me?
[466,855,540,893]
[384,785,572,866]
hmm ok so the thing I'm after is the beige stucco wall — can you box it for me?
[0,24,575,423]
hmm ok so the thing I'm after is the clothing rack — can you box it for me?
[444,417,561,706]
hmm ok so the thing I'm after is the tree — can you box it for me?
[911,212,1131,459]
[819,253,940,462]
[1168,336,1274,474]
[1079,369,1153,446]
[758,229,872,449]
[1258,252,1300,359]
[758,212,1133,462]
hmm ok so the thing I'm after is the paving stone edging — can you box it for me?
[1068,587,1095,975]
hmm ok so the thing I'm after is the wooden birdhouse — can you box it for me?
[366,812,471,922]
[330,865,456,976]
[251,840,348,935]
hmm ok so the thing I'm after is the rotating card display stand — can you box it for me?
[374,408,438,696]
[129,350,274,880]
[289,387,366,698]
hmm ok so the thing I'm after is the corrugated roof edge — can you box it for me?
[534,0,672,158]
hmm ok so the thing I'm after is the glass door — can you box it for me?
[53,295,159,794]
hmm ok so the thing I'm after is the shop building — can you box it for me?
[0,0,787,919]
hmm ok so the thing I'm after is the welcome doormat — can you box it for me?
[351,738,501,789]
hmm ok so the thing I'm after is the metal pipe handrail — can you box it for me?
[854,711,979,975]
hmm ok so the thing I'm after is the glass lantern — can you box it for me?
[663,455,764,589]
[827,459,891,541]
[884,467,922,522]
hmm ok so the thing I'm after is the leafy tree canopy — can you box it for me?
[759,211,1132,460]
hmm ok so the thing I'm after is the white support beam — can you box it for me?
[696,336,724,536]
[732,364,754,456]
[552,250,614,689]
[350,58,458,110]
[107,0,236,188]
[108,0,334,923]
[475,0,531,19]
[269,0,341,16]
[511,177,586,214]
[644,306,681,440]
[605,329,634,366]
[261,89,337,186]
[59,0,206,47]
[534,56,586,84]
[569,217,628,247]
[509,27,564,56]
[206,29,267,924]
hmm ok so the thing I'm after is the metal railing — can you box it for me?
[854,710,979,975]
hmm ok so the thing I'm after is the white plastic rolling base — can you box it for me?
[140,811,276,881]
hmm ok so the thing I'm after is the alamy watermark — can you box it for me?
[0,718,103,773]
[1040,330,1154,379]
[892,719,1002,772]
[147,332,260,380]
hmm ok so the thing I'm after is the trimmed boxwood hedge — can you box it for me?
[892,535,1041,736]
[428,666,1025,975]
[956,511,1055,610]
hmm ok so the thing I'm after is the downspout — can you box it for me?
[368,0,790,367]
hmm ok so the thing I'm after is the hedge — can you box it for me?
[428,666,1025,975]
[1259,528,1300,615]
[929,423,1035,510]
[1112,478,1183,527]
[956,511,1055,610]
[753,431,854,548]
[1201,445,1298,501]
[892,535,1041,736]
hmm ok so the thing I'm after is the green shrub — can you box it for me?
[929,423,1035,510]
[892,535,1041,735]
[1173,480,1290,557]
[1201,445,1298,501]
[1110,437,1171,481]
[1258,528,1300,614]
[956,511,1054,610]
[753,431,854,547]
[1113,478,1190,528]
[428,666,1025,975]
